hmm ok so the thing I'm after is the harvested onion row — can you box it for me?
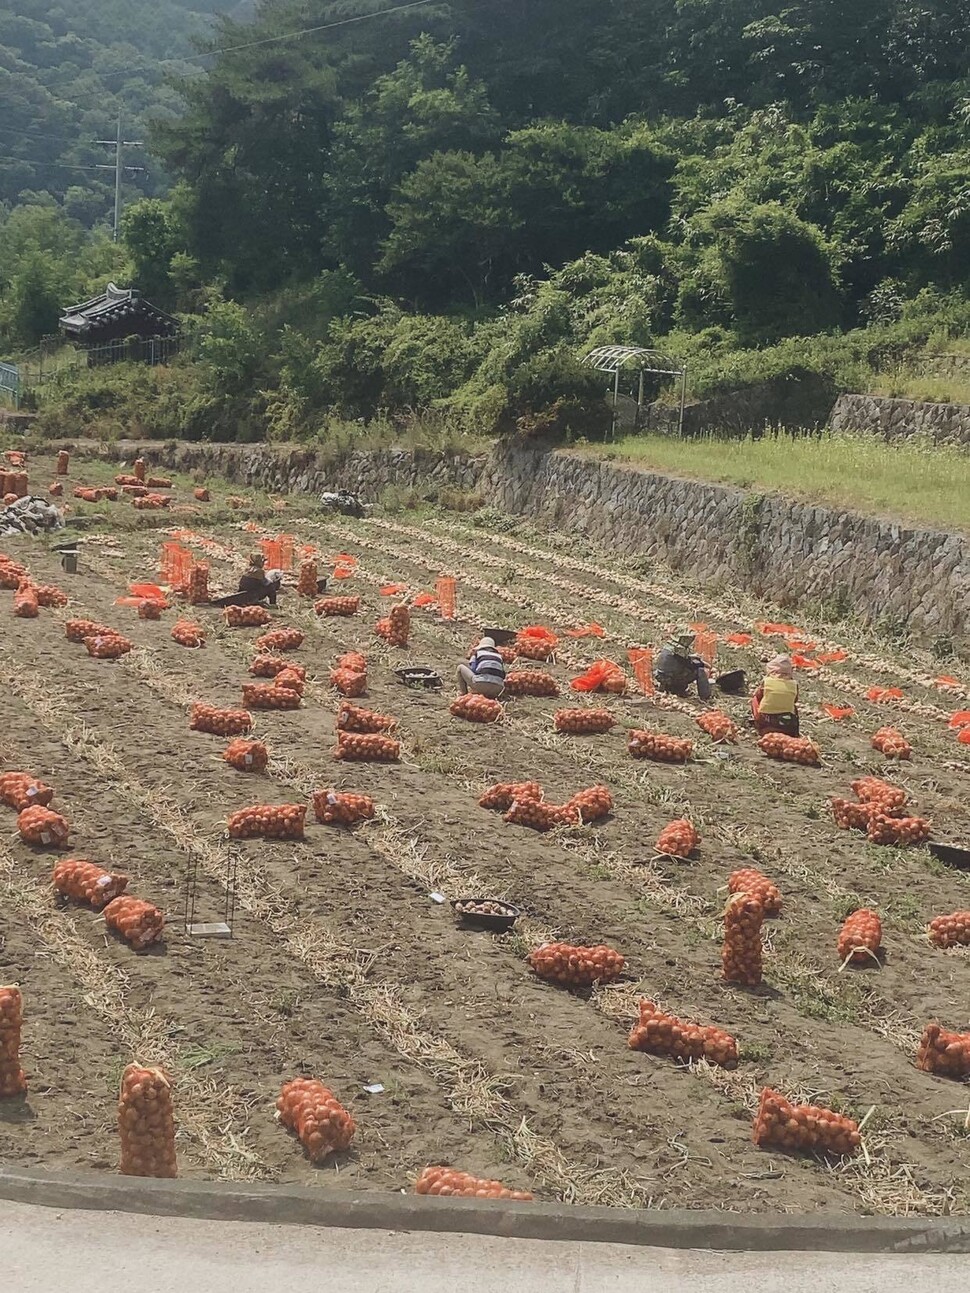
[118,1064,177,1177]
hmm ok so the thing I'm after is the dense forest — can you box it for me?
[2,0,969,438]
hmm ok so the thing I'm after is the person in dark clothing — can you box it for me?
[210,553,283,608]
[654,630,712,700]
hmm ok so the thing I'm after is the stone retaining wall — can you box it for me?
[830,394,970,445]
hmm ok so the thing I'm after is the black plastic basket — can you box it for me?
[452,897,520,932]
[716,669,747,695]
[928,841,970,871]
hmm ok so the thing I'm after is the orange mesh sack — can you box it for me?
[850,777,907,812]
[241,682,301,711]
[527,942,624,987]
[504,671,559,698]
[415,1166,532,1201]
[337,702,396,733]
[866,811,930,846]
[696,710,738,743]
[334,731,400,763]
[752,1088,861,1157]
[225,605,272,628]
[274,668,305,697]
[655,818,700,859]
[479,781,542,810]
[227,804,306,840]
[277,1079,356,1162]
[33,584,68,609]
[118,1064,177,1177]
[516,638,556,662]
[628,999,738,1068]
[146,476,172,489]
[256,627,304,652]
[831,797,877,832]
[916,1023,970,1080]
[628,731,693,763]
[0,558,28,589]
[193,487,210,502]
[66,618,109,642]
[250,655,290,678]
[312,789,376,826]
[171,619,205,648]
[567,785,613,823]
[190,703,252,737]
[13,582,39,618]
[330,667,367,697]
[504,798,579,831]
[450,694,503,723]
[0,985,27,1098]
[315,597,360,617]
[554,708,614,735]
[757,733,821,766]
[104,896,164,950]
[838,909,882,966]
[728,868,782,917]
[223,739,269,773]
[297,560,318,596]
[871,726,912,759]
[187,564,209,605]
[722,894,764,987]
[928,911,970,949]
[0,772,55,811]
[374,603,410,647]
[337,651,367,673]
[133,458,146,482]
[137,599,162,621]
[53,859,128,909]
[56,450,70,475]
[85,632,133,659]
[17,806,69,848]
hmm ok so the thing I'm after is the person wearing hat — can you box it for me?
[211,552,283,607]
[654,629,712,700]
[458,636,507,698]
[751,654,800,735]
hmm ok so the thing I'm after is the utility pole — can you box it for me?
[95,111,145,241]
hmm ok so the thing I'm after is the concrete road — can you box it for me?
[2,1199,967,1292]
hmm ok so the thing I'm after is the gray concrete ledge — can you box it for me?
[0,1167,967,1254]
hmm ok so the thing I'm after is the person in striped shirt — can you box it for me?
[458,637,507,698]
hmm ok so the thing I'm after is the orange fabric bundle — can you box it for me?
[297,561,318,597]
[337,651,367,673]
[696,710,738,743]
[56,450,70,475]
[193,487,210,502]
[53,859,128,909]
[85,632,133,658]
[554,708,615,735]
[190,703,252,736]
[337,701,396,733]
[33,584,68,609]
[223,739,269,772]
[527,942,624,987]
[65,618,109,642]
[13,582,39,618]
[728,868,782,917]
[414,1166,532,1201]
[186,564,209,605]
[867,811,930,846]
[17,805,69,848]
[570,659,625,692]
[277,1079,356,1162]
[479,781,543,811]
[871,726,912,759]
[564,623,605,639]
[831,797,877,832]
[757,732,821,766]
[0,985,27,1098]
[104,896,164,949]
[274,668,305,697]
[504,798,579,831]
[867,686,904,703]
[628,999,738,1068]
[822,703,854,720]
[256,627,305,652]
[225,605,272,628]
[947,710,970,731]
[137,599,162,620]
[753,1088,861,1156]
[567,785,613,823]
[171,619,205,648]
[227,804,307,840]
[118,1064,177,1177]
[316,596,361,617]
[722,894,763,986]
[330,667,367,697]
[0,772,54,811]
[628,730,693,763]
[312,789,376,826]
[503,670,560,697]
[374,604,410,647]
[851,776,907,812]
[838,909,882,965]
[928,911,970,949]
[334,731,400,763]
[450,694,503,723]
[241,682,301,711]
[916,1023,970,1080]
[655,818,700,859]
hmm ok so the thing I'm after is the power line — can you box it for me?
[0,156,113,173]
[0,123,85,147]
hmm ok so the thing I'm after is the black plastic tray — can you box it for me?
[483,627,517,646]
[394,666,442,690]
[928,841,970,871]
[716,669,747,694]
[453,897,520,932]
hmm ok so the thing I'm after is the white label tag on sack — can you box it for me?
[327,792,338,804]
[244,754,253,767]
[96,874,112,889]
[40,832,51,845]
[26,785,39,799]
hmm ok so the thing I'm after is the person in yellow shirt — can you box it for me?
[751,655,800,736]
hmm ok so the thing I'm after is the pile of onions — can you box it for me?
[515,637,555,662]
[851,776,908,812]
[696,710,739,743]
[527,942,624,987]
[928,910,970,949]
[53,859,128,909]
[193,487,210,502]
[450,694,503,723]
[752,1088,861,1156]
[190,703,252,736]
[297,560,318,596]
[916,1022,970,1080]
[104,896,164,950]
[628,999,738,1068]
[337,701,396,734]
[757,733,821,766]
[628,730,693,763]
[223,739,269,773]
[227,804,307,840]
[867,810,931,846]
[312,789,376,826]
[722,894,764,987]
[479,781,542,810]
[504,798,579,831]
[567,785,613,823]
[137,599,162,621]
[225,605,272,628]
[0,985,27,1098]
[118,1064,177,1177]
[0,772,54,811]
[187,564,209,605]
[171,619,206,648]
[256,627,305,652]
[0,557,28,589]
[330,667,367,697]
[374,604,410,647]
[13,582,39,618]
[655,819,699,859]
[504,671,560,697]
[241,682,301,711]
[17,805,69,848]
[333,731,400,763]
[33,584,68,609]
[277,1079,355,1162]
[85,632,133,659]
[554,708,615,735]
[728,868,782,917]
[315,596,361,617]
[65,618,111,642]
[871,726,912,760]
[838,909,882,966]
[414,1166,533,1201]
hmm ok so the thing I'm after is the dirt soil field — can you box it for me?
[1,448,968,1217]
